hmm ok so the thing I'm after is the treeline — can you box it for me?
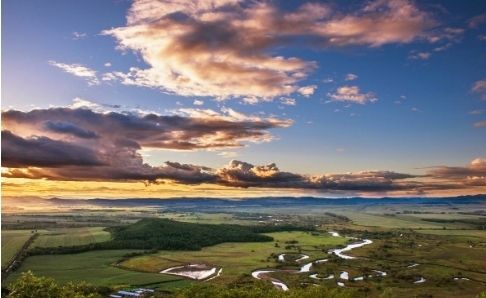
[324,212,350,221]
[27,240,151,257]
[420,218,486,225]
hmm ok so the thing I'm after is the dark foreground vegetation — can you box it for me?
[2,271,110,298]
[4,272,486,298]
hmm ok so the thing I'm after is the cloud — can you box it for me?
[394,100,401,104]
[44,121,100,139]
[427,158,486,180]
[474,121,486,128]
[323,78,333,83]
[1,130,105,168]
[101,0,439,99]
[3,155,428,192]
[193,100,204,106]
[468,13,486,28]
[72,32,87,40]
[298,85,317,97]
[280,97,296,106]
[240,96,275,105]
[408,52,431,60]
[214,161,430,191]
[426,27,464,44]
[327,86,377,104]
[405,189,428,196]
[411,107,422,112]
[464,176,486,187]
[345,73,358,81]
[479,35,486,41]
[433,42,452,52]
[315,0,437,47]
[469,110,483,115]
[49,61,100,85]
[104,63,112,67]
[1,105,292,185]
[337,148,346,153]
[2,106,292,154]
[472,80,486,100]
[2,110,484,194]
[218,151,241,158]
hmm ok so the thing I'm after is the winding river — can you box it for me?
[251,232,374,290]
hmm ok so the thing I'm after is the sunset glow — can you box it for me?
[2,0,486,199]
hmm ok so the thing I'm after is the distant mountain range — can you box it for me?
[3,195,486,211]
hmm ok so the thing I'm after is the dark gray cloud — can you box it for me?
[1,130,106,168]
[44,120,99,139]
[2,107,291,151]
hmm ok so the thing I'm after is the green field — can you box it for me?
[1,230,39,268]
[4,204,486,297]
[31,227,111,248]
[4,250,193,291]
[120,231,349,284]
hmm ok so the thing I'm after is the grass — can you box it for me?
[31,227,111,248]
[1,230,41,268]
[415,229,486,238]
[4,250,193,291]
[120,231,349,285]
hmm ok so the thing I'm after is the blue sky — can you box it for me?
[2,0,486,198]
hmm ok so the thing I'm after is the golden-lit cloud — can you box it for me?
[327,86,377,104]
[48,61,100,85]
[427,158,486,180]
[99,0,442,100]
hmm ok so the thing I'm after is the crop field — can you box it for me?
[4,250,193,291]
[31,227,111,248]
[1,230,40,268]
[120,231,350,284]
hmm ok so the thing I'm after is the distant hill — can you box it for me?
[4,195,486,211]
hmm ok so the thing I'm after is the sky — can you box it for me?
[2,0,486,199]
